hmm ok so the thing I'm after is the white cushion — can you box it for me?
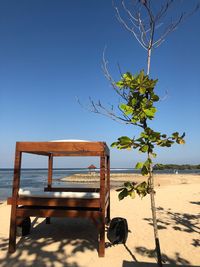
[49,139,90,142]
[18,188,99,199]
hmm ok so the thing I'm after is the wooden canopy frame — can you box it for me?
[7,141,110,257]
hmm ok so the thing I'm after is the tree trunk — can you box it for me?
[147,45,163,266]
[147,48,152,76]
[148,158,163,267]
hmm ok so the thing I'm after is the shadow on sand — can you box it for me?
[0,213,199,267]
[143,206,200,234]
[190,201,200,206]
[122,261,200,267]
[0,217,98,267]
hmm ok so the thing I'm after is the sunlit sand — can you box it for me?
[0,174,199,266]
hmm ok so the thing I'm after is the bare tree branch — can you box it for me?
[121,0,138,22]
[114,4,148,50]
[88,97,133,125]
[113,0,199,67]
[102,48,129,102]
[155,0,174,22]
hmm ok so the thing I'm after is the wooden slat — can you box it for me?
[52,151,103,156]
[26,151,50,156]
[44,187,100,192]
[8,197,100,208]
[17,142,108,155]
[16,208,100,218]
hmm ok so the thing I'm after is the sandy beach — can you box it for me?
[60,173,200,188]
[0,174,199,267]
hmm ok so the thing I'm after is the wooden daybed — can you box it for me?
[7,141,110,257]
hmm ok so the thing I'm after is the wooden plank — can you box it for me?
[44,187,100,192]
[8,197,100,208]
[26,151,50,156]
[52,152,102,157]
[16,208,100,218]
[17,142,107,154]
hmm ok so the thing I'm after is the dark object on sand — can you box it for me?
[107,217,128,244]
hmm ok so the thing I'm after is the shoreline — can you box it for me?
[59,172,200,185]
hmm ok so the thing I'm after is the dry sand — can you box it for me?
[0,174,199,267]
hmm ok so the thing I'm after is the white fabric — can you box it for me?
[49,139,90,142]
[18,188,99,199]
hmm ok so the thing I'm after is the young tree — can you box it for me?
[110,70,185,267]
[87,1,198,266]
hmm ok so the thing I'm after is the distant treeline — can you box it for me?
[154,164,200,170]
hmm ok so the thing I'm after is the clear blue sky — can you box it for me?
[0,0,200,168]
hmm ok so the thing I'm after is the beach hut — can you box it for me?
[88,164,97,174]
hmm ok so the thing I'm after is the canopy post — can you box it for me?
[8,146,22,253]
[47,154,53,189]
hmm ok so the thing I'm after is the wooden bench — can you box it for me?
[7,141,110,257]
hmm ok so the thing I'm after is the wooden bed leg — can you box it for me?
[46,217,51,224]
[8,210,17,253]
[98,218,105,257]
[9,149,22,254]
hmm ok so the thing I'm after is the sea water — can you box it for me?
[0,168,199,201]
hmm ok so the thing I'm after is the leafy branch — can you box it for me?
[110,70,185,200]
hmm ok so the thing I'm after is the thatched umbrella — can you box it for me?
[88,164,96,174]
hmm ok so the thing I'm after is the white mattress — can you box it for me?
[18,188,99,199]
[49,139,90,142]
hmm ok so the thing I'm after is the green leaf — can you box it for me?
[119,136,132,144]
[152,94,159,102]
[128,190,136,199]
[139,87,146,94]
[119,104,133,115]
[135,181,148,198]
[140,145,149,153]
[116,81,124,88]
[138,70,144,81]
[135,162,144,169]
[118,188,128,201]
[176,138,185,144]
[124,181,133,190]
[111,142,116,147]
[141,165,149,176]
[172,132,179,139]
[181,132,186,138]
[144,107,157,117]
[131,98,137,106]
[116,187,124,192]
